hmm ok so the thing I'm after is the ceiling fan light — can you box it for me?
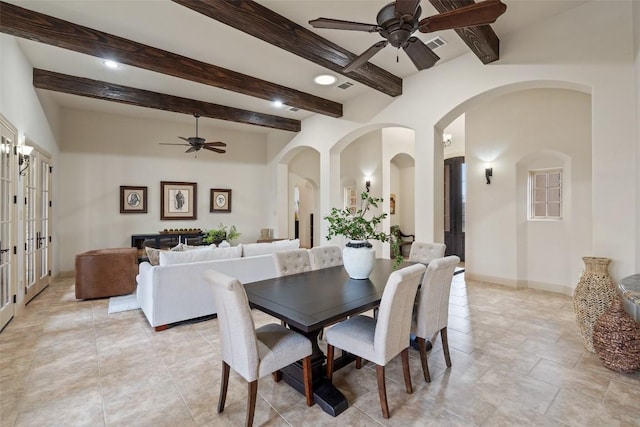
[313,74,337,86]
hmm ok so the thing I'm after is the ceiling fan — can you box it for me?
[309,0,507,73]
[159,114,227,154]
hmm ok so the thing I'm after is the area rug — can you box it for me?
[108,293,140,314]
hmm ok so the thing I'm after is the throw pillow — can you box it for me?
[145,247,167,266]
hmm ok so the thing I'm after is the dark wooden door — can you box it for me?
[444,156,465,261]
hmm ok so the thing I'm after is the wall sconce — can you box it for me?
[16,145,34,176]
[485,167,493,184]
[365,179,371,192]
[443,133,452,147]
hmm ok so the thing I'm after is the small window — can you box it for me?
[529,169,562,220]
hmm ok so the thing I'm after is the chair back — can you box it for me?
[409,242,446,264]
[414,256,460,340]
[309,246,343,270]
[204,270,260,382]
[374,263,426,363]
[273,249,312,276]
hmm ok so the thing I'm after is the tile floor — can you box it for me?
[1,273,639,426]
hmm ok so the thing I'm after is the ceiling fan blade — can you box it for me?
[343,40,389,73]
[178,136,191,143]
[203,146,226,154]
[395,0,422,21]
[419,0,507,33]
[403,37,440,70]
[204,141,227,147]
[185,146,198,153]
[309,17,379,32]
[159,143,189,146]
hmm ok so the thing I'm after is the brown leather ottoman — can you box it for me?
[75,248,137,299]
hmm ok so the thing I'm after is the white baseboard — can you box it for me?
[464,273,573,296]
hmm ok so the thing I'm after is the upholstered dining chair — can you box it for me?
[409,242,446,265]
[204,270,313,427]
[412,255,460,382]
[309,245,343,270]
[325,263,426,419]
[273,249,312,276]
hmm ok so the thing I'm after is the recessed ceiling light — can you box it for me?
[313,74,337,86]
[103,60,120,69]
[273,100,283,108]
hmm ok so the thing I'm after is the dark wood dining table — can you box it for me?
[244,259,414,417]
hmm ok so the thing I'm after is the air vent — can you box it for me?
[337,81,354,90]
[425,36,447,50]
[288,107,299,112]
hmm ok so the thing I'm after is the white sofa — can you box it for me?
[136,240,300,330]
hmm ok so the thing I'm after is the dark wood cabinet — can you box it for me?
[131,232,204,261]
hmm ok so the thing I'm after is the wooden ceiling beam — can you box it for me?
[33,69,301,132]
[429,0,500,64]
[172,0,403,97]
[0,0,341,118]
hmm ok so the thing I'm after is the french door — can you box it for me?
[0,118,17,331]
[24,149,51,303]
[444,156,465,261]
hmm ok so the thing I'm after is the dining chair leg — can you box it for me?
[302,356,314,406]
[246,380,258,427]
[417,337,431,383]
[376,364,390,419]
[355,356,362,369]
[441,327,452,368]
[326,344,334,381]
[218,361,230,413]
[401,348,413,394]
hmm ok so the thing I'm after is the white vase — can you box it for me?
[343,240,375,279]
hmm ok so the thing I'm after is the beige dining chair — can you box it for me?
[309,245,343,270]
[205,270,313,427]
[412,255,460,382]
[408,242,446,264]
[273,249,312,276]
[325,263,426,419]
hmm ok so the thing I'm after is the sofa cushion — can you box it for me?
[159,245,242,266]
[145,247,167,265]
[242,239,300,257]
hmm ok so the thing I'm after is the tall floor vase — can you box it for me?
[573,257,616,352]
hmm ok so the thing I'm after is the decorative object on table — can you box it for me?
[592,296,640,373]
[160,181,197,220]
[573,257,617,352]
[325,191,402,279]
[210,188,231,212]
[203,223,240,246]
[260,228,274,240]
[158,228,202,235]
[120,186,147,214]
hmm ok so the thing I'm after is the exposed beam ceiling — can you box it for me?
[429,0,500,64]
[172,0,404,98]
[33,69,301,132]
[0,0,342,118]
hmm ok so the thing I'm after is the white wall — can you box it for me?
[57,109,271,271]
[272,0,638,286]
[0,35,60,302]
[466,89,591,294]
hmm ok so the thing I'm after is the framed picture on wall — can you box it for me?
[210,188,232,212]
[344,186,357,215]
[390,193,396,215]
[120,186,147,214]
[161,181,197,220]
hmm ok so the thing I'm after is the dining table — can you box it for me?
[244,259,415,417]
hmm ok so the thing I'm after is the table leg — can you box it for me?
[280,327,349,417]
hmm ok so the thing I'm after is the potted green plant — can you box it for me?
[203,223,241,246]
[325,192,402,279]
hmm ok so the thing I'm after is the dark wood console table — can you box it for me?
[131,232,204,261]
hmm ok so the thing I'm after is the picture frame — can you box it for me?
[344,186,357,215]
[390,193,396,215]
[210,188,232,213]
[161,181,197,220]
[120,186,147,214]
